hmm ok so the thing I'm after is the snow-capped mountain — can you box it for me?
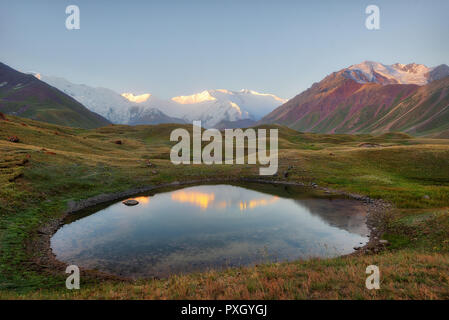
[151,89,286,127]
[201,89,286,120]
[121,92,151,103]
[36,74,286,127]
[128,106,185,125]
[343,61,449,85]
[39,75,136,124]
[262,61,449,136]
[123,90,250,128]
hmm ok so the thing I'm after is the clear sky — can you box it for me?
[1,0,448,99]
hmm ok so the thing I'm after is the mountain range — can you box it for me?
[38,75,286,128]
[1,60,449,136]
[262,61,449,136]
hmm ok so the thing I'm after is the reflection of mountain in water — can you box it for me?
[237,182,368,237]
[294,199,368,237]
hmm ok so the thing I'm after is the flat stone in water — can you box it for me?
[123,199,139,206]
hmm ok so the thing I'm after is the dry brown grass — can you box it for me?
[1,250,448,299]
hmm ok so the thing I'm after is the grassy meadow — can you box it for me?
[0,115,448,299]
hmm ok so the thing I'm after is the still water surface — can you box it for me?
[51,184,369,278]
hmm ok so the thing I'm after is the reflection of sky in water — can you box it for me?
[51,184,369,278]
[169,188,280,210]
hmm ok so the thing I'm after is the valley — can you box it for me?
[0,114,448,298]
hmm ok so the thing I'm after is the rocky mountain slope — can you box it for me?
[0,63,110,129]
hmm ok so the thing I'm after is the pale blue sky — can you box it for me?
[1,0,448,99]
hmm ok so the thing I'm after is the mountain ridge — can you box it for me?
[0,63,110,129]
[343,61,449,85]
[261,61,449,136]
[37,74,285,127]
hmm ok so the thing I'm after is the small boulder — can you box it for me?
[379,240,389,245]
[123,199,139,206]
[422,195,430,200]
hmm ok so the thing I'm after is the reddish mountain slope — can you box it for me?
[261,63,449,136]
[367,76,449,135]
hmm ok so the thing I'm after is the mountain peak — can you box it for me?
[343,61,448,85]
[171,90,217,104]
[262,60,449,136]
[121,92,151,103]
[392,62,429,74]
